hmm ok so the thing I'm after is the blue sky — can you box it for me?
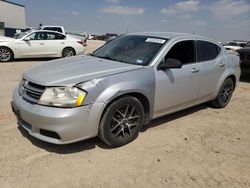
[11,0,250,42]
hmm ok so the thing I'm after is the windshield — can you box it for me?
[91,35,167,65]
[14,31,32,39]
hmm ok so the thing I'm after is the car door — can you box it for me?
[43,32,66,56]
[195,40,225,98]
[18,32,47,57]
[154,40,200,117]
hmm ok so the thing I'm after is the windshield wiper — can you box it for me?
[88,53,96,57]
[89,54,117,61]
[100,56,117,61]
[89,53,131,64]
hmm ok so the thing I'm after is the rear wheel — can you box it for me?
[62,47,75,57]
[99,96,144,147]
[0,47,13,62]
[210,78,234,108]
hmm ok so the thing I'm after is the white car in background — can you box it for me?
[0,30,85,62]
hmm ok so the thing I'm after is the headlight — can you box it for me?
[39,87,86,107]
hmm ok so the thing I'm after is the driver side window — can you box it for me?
[164,40,195,65]
[28,32,45,40]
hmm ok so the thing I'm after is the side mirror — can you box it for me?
[24,37,30,41]
[158,58,183,70]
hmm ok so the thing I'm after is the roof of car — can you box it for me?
[128,32,209,40]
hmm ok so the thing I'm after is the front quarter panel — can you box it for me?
[0,40,19,58]
[78,67,155,130]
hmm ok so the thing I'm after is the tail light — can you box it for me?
[77,39,87,47]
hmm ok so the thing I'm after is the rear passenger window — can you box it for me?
[46,32,66,40]
[196,41,221,62]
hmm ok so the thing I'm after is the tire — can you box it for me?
[99,96,144,147]
[0,47,13,62]
[62,47,75,57]
[210,78,234,108]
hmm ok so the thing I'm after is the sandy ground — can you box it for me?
[0,40,250,188]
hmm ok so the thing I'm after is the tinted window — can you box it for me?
[46,32,66,40]
[196,41,221,62]
[28,32,46,40]
[165,40,195,65]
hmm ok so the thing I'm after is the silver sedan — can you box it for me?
[11,32,241,147]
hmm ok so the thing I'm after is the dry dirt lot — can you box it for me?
[0,40,250,188]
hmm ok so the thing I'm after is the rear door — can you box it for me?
[43,32,66,56]
[195,40,225,98]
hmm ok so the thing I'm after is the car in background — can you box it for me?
[0,30,85,62]
[105,35,117,44]
[223,41,246,51]
[11,32,240,147]
[237,41,250,75]
[41,25,66,34]
[41,26,87,46]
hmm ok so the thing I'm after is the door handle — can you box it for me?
[190,68,200,73]
[40,43,45,45]
[219,62,226,67]
[60,42,65,44]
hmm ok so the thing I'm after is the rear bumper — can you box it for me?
[11,87,100,144]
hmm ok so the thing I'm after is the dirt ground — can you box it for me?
[0,40,250,188]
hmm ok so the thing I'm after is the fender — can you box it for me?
[78,67,155,134]
[0,45,15,58]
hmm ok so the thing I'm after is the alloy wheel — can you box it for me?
[0,48,11,62]
[110,104,139,139]
[63,49,74,57]
[220,81,234,105]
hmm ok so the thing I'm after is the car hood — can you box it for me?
[23,55,143,86]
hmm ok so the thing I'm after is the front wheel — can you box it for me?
[99,96,144,147]
[62,47,75,57]
[210,78,234,108]
[0,47,13,62]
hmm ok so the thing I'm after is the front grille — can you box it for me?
[20,79,45,103]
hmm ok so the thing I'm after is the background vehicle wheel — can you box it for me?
[62,47,75,57]
[0,47,13,62]
[99,96,144,147]
[210,78,234,108]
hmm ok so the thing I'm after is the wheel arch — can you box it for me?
[100,92,151,125]
[0,46,15,59]
[213,72,238,99]
[62,46,76,56]
[227,74,236,90]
